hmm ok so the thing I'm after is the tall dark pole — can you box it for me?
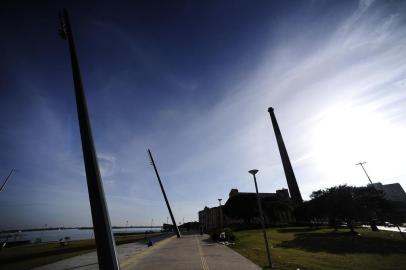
[147,149,181,238]
[0,169,15,192]
[356,162,373,185]
[59,9,120,270]
[218,198,223,231]
[249,169,272,268]
[267,107,303,205]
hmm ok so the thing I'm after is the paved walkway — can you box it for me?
[34,234,170,270]
[122,234,260,270]
[35,234,260,270]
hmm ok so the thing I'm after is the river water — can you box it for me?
[0,227,162,243]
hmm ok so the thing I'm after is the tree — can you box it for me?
[309,185,355,231]
[380,200,406,239]
[307,185,388,233]
[352,186,387,230]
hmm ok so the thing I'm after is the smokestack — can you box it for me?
[267,107,303,204]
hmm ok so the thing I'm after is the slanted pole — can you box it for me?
[355,162,373,185]
[0,169,15,192]
[148,149,181,238]
[59,9,120,270]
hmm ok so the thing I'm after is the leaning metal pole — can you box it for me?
[0,169,15,192]
[148,149,181,238]
[355,162,373,185]
[59,9,120,270]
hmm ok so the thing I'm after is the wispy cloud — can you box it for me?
[1,0,406,229]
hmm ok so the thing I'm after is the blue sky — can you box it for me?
[1,0,406,230]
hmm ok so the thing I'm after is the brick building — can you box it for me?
[198,188,294,231]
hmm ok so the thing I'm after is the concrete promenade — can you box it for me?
[122,234,260,270]
[35,234,260,270]
[34,234,170,270]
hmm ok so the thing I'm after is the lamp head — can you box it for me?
[248,169,259,175]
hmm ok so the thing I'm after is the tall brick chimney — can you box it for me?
[268,107,303,204]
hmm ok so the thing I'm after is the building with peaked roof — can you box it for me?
[370,182,406,202]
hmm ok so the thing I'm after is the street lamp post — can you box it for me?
[218,199,223,231]
[355,162,373,185]
[249,169,273,268]
[355,162,380,231]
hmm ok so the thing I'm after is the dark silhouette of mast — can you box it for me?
[148,149,181,238]
[0,169,15,192]
[268,107,303,204]
[59,9,120,269]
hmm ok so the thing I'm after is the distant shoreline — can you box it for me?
[0,226,162,234]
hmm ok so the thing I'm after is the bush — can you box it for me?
[224,227,236,242]
[210,227,237,242]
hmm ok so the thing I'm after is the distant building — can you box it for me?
[178,221,200,232]
[199,206,222,231]
[162,223,174,232]
[228,188,290,200]
[199,188,294,231]
[369,182,406,202]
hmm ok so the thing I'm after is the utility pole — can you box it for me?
[59,9,120,270]
[356,162,373,185]
[147,149,181,238]
[0,169,15,192]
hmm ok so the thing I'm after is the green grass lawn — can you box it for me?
[231,227,406,270]
[0,232,163,270]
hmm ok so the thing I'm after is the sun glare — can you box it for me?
[310,104,406,186]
